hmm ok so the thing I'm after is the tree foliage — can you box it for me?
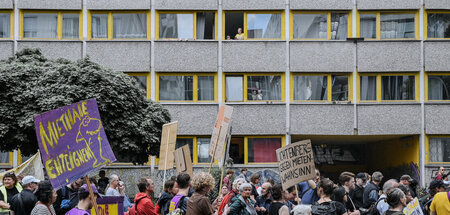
[0,48,171,164]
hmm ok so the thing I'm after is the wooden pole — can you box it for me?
[208,126,222,173]
[217,127,231,199]
[162,126,171,188]
[84,176,100,215]
[295,184,301,205]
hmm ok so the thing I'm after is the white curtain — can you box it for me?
[360,14,376,39]
[381,14,415,39]
[24,13,57,38]
[198,76,214,101]
[92,14,108,38]
[429,138,450,162]
[62,14,79,38]
[247,76,281,100]
[428,14,450,38]
[360,76,377,100]
[159,76,193,100]
[293,14,327,39]
[197,138,212,163]
[294,76,328,100]
[263,14,281,38]
[196,13,206,39]
[113,13,146,38]
[331,13,348,40]
[0,13,10,38]
[226,76,243,101]
[159,14,193,39]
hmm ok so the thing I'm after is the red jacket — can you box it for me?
[126,192,156,215]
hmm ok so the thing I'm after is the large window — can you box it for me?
[292,74,351,102]
[427,74,450,101]
[427,12,450,39]
[224,11,284,40]
[291,12,349,40]
[157,11,216,40]
[428,137,450,163]
[229,137,284,164]
[225,74,284,102]
[175,137,212,164]
[126,72,151,99]
[358,74,418,102]
[176,138,194,163]
[157,73,216,102]
[21,11,81,39]
[358,12,418,40]
[0,12,12,39]
[89,11,149,40]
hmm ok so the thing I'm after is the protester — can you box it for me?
[397,184,413,204]
[155,176,178,215]
[106,174,123,196]
[186,172,215,215]
[435,166,445,180]
[168,173,191,214]
[250,173,261,201]
[291,205,311,215]
[338,171,359,214]
[66,184,101,215]
[256,182,272,215]
[235,28,244,40]
[240,168,249,182]
[420,180,447,214]
[0,172,22,214]
[298,169,320,205]
[229,183,257,215]
[213,185,229,210]
[311,178,346,215]
[384,188,407,215]
[31,181,57,215]
[331,186,348,213]
[281,186,296,212]
[219,178,246,215]
[363,171,383,209]
[350,172,366,210]
[10,175,40,215]
[97,170,109,195]
[126,177,155,215]
[268,184,289,215]
[376,179,398,215]
[54,178,82,215]
[224,170,234,192]
[429,187,450,215]
[399,175,416,198]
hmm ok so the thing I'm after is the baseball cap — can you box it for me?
[400,175,413,182]
[429,180,448,189]
[356,173,367,181]
[22,176,40,185]
[78,184,102,198]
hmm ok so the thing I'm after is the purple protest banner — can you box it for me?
[34,99,116,190]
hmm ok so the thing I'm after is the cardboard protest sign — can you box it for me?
[158,121,178,170]
[403,198,424,215]
[209,105,233,161]
[175,144,193,177]
[276,139,316,190]
[91,196,124,215]
[34,99,116,190]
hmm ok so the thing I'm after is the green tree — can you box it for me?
[0,48,170,164]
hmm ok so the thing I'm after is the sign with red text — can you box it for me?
[91,196,124,215]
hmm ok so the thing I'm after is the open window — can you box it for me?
[225,11,284,40]
[157,11,216,40]
[225,12,244,40]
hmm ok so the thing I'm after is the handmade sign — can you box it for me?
[91,196,124,215]
[276,139,316,190]
[209,105,233,162]
[175,144,193,177]
[34,99,116,190]
[403,198,424,215]
[158,121,178,170]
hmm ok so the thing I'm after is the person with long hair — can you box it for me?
[311,178,346,215]
[31,181,57,215]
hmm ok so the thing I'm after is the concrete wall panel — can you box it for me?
[425,42,450,72]
[230,104,286,135]
[357,0,421,10]
[162,104,217,135]
[425,0,450,9]
[87,0,150,10]
[358,105,421,135]
[17,41,82,61]
[0,41,13,60]
[290,105,354,135]
[17,0,81,9]
[223,41,285,72]
[154,0,217,10]
[290,0,353,10]
[0,0,12,9]
[358,42,421,72]
[425,105,450,134]
[86,41,150,72]
[154,42,217,72]
[290,42,353,72]
[223,0,284,10]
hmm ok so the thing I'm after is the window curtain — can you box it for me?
[198,76,214,101]
[294,76,328,100]
[381,14,415,39]
[0,152,9,164]
[62,14,79,38]
[360,76,377,100]
[159,76,193,100]
[113,14,146,38]
[429,138,450,162]
[331,13,348,40]
[293,14,327,39]
[428,14,450,38]
[226,76,243,101]
[331,76,348,100]
[382,76,415,100]
[0,13,9,38]
[196,13,206,39]
[263,14,281,38]
[247,76,281,100]
[24,14,57,38]
[198,138,212,163]
[248,138,280,162]
[92,14,108,38]
[360,14,376,39]
[160,14,193,39]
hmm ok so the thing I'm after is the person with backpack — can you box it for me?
[155,177,178,215]
[363,172,383,209]
[186,172,216,215]
[126,177,156,215]
[311,178,346,215]
[168,173,191,215]
[10,175,40,215]
[66,184,101,215]
[376,179,398,215]
[53,178,83,215]
[269,184,289,215]
[383,188,406,215]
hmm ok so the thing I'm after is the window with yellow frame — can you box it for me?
[290,11,351,40]
[425,10,450,39]
[156,11,218,40]
[0,152,13,166]
[291,73,352,102]
[156,73,217,102]
[0,11,13,39]
[88,11,150,40]
[425,73,450,101]
[426,135,450,164]
[125,72,151,99]
[223,11,285,40]
[229,136,285,164]
[175,137,213,165]
[357,73,419,102]
[224,73,285,102]
[20,10,82,40]
[357,11,419,40]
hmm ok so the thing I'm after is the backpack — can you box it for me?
[362,197,386,215]
[311,201,337,215]
[168,195,187,215]
[60,186,78,209]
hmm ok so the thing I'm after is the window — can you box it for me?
[21,11,81,39]
[428,137,450,163]
[427,74,450,101]
[157,73,217,102]
[426,12,450,39]
[225,74,284,102]
[89,11,150,40]
[358,12,418,40]
[224,11,284,40]
[176,138,194,163]
[126,72,151,99]
[0,12,12,39]
[157,11,217,40]
[229,136,284,164]
[0,152,12,166]
[175,137,213,164]
[358,74,418,102]
[292,74,351,102]
[291,12,350,40]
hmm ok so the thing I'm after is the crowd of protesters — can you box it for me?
[1,166,450,215]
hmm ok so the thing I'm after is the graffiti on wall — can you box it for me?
[313,145,364,165]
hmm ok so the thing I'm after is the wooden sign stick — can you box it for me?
[162,126,171,187]
[295,184,301,205]
[208,126,222,173]
[84,176,100,215]
[217,126,232,198]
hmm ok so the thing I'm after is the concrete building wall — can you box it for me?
[290,0,353,10]
[425,105,450,135]
[222,0,284,10]
[424,42,450,72]
[163,104,218,135]
[16,0,82,10]
[17,41,82,61]
[0,0,13,8]
[229,104,286,135]
[86,0,151,10]
[154,0,217,10]
[424,0,450,9]
[357,0,421,10]
[0,41,13,60]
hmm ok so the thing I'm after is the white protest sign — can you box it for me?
[403,198,424,215]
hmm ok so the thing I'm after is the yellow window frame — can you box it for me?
[244,136,285,165]
[175,136,219,165]
[290,73,353,102]
[156,11,218,40]
[357,73,420,103]
[356,11,419,40]
[88,10,151,40]
[223,10,286,40]
[0,10,14,40]
[125,72,151,99]
[0,152,13,166]
[290,11,352,40]
[425,135,450,164]
[223,73,286,102]
[156,73,218,103]
[425,72,450,101]
[19,10,83,40]
[424,10,450,40]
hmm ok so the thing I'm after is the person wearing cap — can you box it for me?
[363,171,383,209]
[31,181,57,215]
[420,180,447,214]
[0,172,23,214]
[10,175,40,215]
[350,172,366,210]
[399,175,416,198]
[66,184,101,215]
